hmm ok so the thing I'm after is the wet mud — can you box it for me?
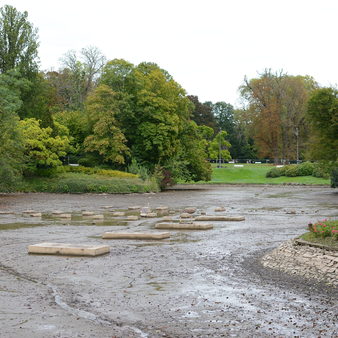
[0,185,337,337]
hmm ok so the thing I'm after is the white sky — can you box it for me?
[3,0,338,107]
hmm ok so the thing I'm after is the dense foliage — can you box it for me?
[0,4,336,192]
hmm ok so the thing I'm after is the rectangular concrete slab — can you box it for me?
[155,223,213,230]
[28,243,110,256]
[195,215,245,221]
[102,232,171,240]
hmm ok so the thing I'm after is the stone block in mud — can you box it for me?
[155,223,213,230]
[161,216,173,221]
[82,211,95,216]
[140,212,157,218]
[29,213,42,217]
[102,232,170,240]
[184,207,197,214]
[112,212,125,217]
[101,205,114,209]
[28,243,110,256]
[195,215,245,221]
[0,211,15,214]
[180,213,193,219]
[57,213,72,218]
[127,215,139,221]
[156,206,169,215]
[52,210,64,215]
[128,206,141,210]
[214,207,226,212]
[22,210,36,214]
[90,214,104,219]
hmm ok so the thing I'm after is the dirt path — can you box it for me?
[0,186,337,337]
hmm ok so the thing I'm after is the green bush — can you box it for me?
[127,159,149,181]
[296,162,315,176]
[64,165,138,179]
[266,167,282,178]
[284,165,298,177]
[331,167,338,188]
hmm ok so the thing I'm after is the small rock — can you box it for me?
[184,207,197,214]
[215,206,226,212]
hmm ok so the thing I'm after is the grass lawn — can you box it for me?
[206,164,330,185]
[18,172,159,193]
[300,232,338,250]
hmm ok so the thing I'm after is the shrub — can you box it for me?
[284,165,298,177]
[127,159,149,181]
[308,219,338,239]
[296,162,315,176]
[64,165,138,179]
[331,167,338,188]
[266,167,282,178]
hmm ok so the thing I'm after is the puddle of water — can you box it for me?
[267,192,294,198]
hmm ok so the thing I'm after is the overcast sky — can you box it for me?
[3,0,338,106]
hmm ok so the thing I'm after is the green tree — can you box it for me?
[208,131,231,162]
[187,95,216,129]
[19,118,70,173]
[0,71,26,190]
[306,87,338,162]
[84,85,129,164]
[0,5,39,75]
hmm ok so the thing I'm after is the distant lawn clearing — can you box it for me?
[205,164,330,185]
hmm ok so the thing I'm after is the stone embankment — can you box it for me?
[261,239,338,287]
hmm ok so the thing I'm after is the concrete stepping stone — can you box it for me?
[155,223,213,230]
[161,216,173,221]
[128,206,141,210]
[57,213,72,218]
[82,211,95,216]
[184,207,197,214]
[52,210,64,215]
[22,210,36,214]
[140,212,157,218]
[0,211,15,214]
[29,213,42,217]
[28,243,110,256]
[112,212,125,217]
[156,206,169,215]
[102,232,171,240]
[101,205,114,209]
[214,207,226,212]
[195,215,245,221]
[180,213,193,219]
[90,214,104,219]
[127,215,139,221]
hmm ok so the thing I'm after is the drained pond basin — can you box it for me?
[0,185,337,337]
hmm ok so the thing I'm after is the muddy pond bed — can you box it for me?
[0,185,337,337]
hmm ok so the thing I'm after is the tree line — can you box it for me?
[0,5,337,191]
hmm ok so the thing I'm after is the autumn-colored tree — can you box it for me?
[240,70,316,163]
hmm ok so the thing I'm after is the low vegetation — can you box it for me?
[18,171,159,193]
[300,219,338,250]
[193,164,330,185]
